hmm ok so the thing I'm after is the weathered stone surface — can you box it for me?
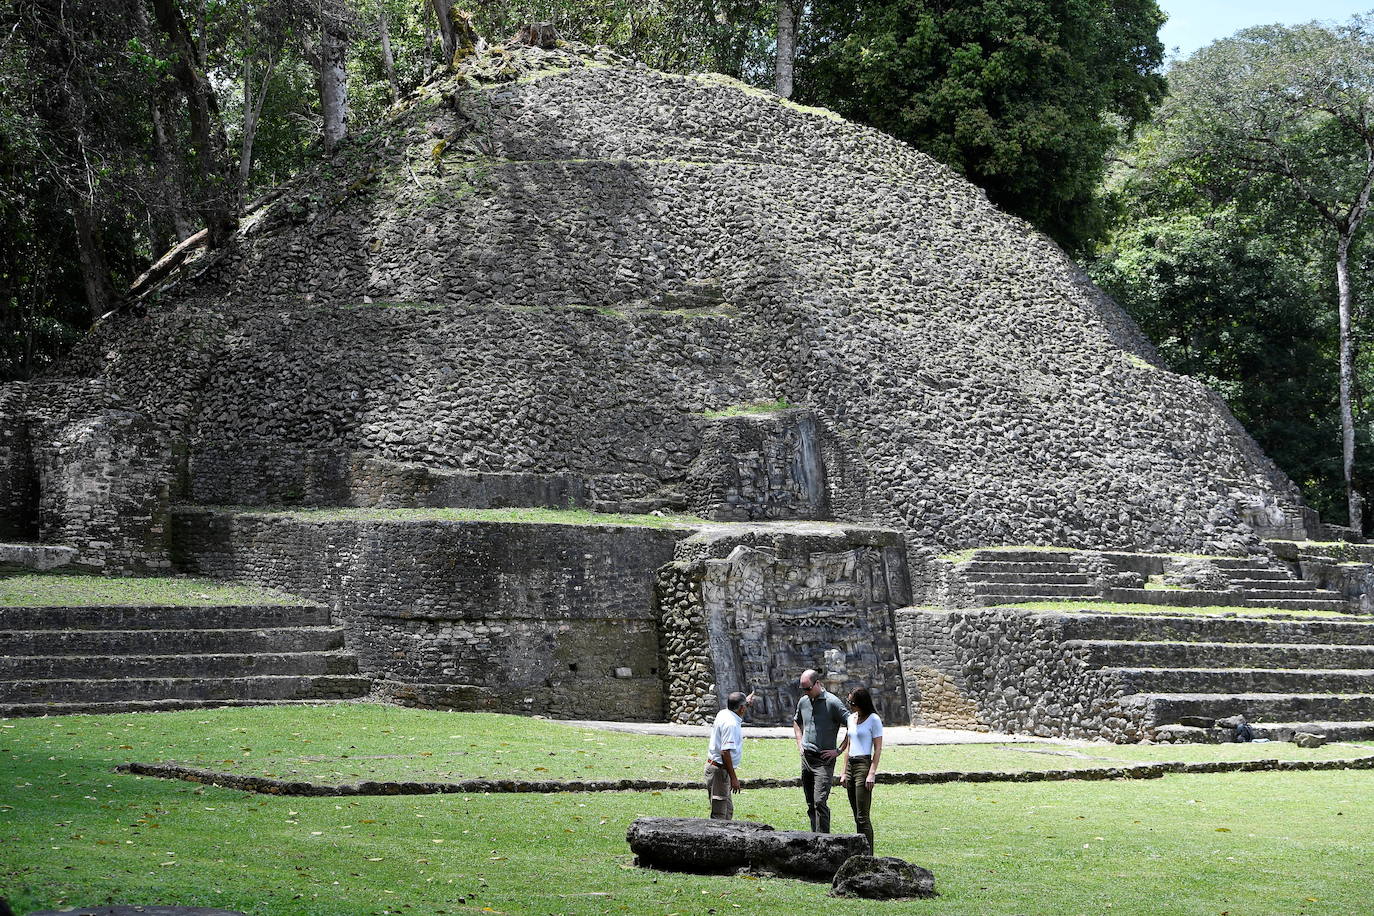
[174,510,685,720]
[749,829,869,881]
[626,817,866,881]
[661,524,911,726]
[830,855,938,900]
[0,542,77,570]
[36,409,174,574]
[627,817,774,874]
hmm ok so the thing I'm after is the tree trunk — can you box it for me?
[237,46,278,199]
[318,5,349,153]
[431,0,455,63]
[1336,231,1363,533]
[239,58,258,196]
[379,10,401,103]
[150,0,236,247]
[775,0,797,99]
[149,95,196,243]
[71,198,115,322]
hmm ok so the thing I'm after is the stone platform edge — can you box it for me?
[115,754,1374,796]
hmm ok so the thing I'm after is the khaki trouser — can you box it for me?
[845,755,875,853]
[801,749,836,833]
[705,760,733,820]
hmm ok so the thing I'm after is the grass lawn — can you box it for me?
[0,573,309,608]
[3,705,1373,915]
[80,705,1367,785]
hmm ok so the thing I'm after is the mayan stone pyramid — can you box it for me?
[29,37,1312,567]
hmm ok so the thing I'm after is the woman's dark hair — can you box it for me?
[847,686,875,723]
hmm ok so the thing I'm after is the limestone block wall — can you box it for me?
[686,409,829,521]
[896,608,1148,741]
[36,410,174,573]
[0,384,36,540]
[660,524,911,726]
[173,510,687,719]
[656,561,716,724]
[189,449,593,510]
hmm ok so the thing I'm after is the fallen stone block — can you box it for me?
[626,816,867,882]
[0,542,77,570]
[830,854,938,900]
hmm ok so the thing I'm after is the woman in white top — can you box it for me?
[838,685,883,853]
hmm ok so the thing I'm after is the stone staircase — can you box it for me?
[0,602,370,716]
[962,549,1348,612]
[1060,611,1374,741]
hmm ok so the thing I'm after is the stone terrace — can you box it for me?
[899,605,1374,742]
[0,575,367,717]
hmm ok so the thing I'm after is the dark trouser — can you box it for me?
[845,755,874,853]
[801,749,836,833]
[705,761,733,820]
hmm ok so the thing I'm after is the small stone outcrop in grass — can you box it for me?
[830,854,937,899]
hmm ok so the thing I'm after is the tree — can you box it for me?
[1156,18,1374,531]
[796,0,1167,249]
[1090,207,1352,519]
[150,0,237,247]
[775,0,797,97]
[313,0,351,154]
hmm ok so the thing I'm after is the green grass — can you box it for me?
[199,506,707,530]
[996,601,1358,619]
[0,572,307,607]
[4,705,1374,915]
[700,398,794,419]
[125,706,1368,786]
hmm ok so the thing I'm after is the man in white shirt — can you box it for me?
[705,690,755,820]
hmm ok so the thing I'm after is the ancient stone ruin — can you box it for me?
[6,38,1374,742]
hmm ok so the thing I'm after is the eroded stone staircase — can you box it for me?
[0,602,369,716]
[962,549,1348,612]
[1061,611,1374,741]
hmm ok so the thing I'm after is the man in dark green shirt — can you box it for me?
[792,668,848,833]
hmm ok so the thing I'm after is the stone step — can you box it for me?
[1207,557,1286,570]
[0,651,359,680]
[0,697,367,718]
[1250,720,1374,741]
[1105,588,1240,607]
[0,626,346,657]
[965,572,1092,585]
[0,673,371,705]
[1221,569,1295,582]
[1145,692,1374,725]
[1112,667,1374,696]
[975,595,1103,608]
[967,550,1078,564]
[0,604,331,631]
[1056,613,1374,646]
[1073,639,1374,670]
[1244,597,1349,612]
[961,560,1082,576]
[972,583,1100,598]
[1228,578,1311,590]
[1240,587,1344,601]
